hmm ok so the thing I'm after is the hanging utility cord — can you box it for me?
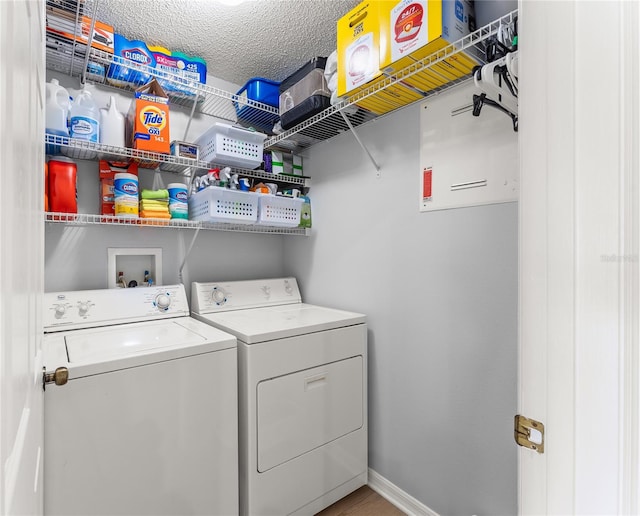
[472,93,518,132]
[496,65,518,97]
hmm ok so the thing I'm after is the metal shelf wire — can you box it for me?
[45,134,309,186]
[46,0,516,153]
[265,9,518,151]
[45,212,309,235]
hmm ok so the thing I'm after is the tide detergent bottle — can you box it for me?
[45,78,70,155]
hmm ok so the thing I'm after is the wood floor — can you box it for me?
[316,486,406,516]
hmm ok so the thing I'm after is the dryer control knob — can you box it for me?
[211,287,226,305]
[54,304,66,318]
[78,302,89,316]
[155,294,171,311]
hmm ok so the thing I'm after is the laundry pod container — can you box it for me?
[279,57,331,130]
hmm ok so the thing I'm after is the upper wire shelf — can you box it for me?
[265,9,518,150]
[45,0,516,153]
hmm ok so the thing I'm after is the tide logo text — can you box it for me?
[139,106,167,135]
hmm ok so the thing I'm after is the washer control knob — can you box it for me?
[211,287,227,306]
[155,294,171,311]
[54,304,66,318]
[78,302,89,316]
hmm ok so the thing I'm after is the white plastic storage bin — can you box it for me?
[195,122,266,169]
[189,188,259,224]
[257,195,304,227]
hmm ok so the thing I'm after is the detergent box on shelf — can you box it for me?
[107,34,206,99]
[149,46,207,100]
[336,0,425,115]
[126,79,170,154]
[379,0,479,93]
[107,34,154,87]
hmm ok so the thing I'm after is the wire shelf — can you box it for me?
[45,212,309,235]
[45,134,309,186]
[45,16,279,132]
[265,9,518,151]
[44,0,516,161]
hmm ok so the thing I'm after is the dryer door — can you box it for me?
[256,355,363,472]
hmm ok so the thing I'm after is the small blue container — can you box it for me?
[234,77,281,133]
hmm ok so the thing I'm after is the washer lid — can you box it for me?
[44,317,236,379]
[195,303,366,344]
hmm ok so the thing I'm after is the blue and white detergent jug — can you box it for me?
[68,88,100,158]
[45,78,70,155]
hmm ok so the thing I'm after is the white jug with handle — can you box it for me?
[45,78,70,154]
[99,95,125,149]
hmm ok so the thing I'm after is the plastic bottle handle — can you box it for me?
[56,89,69,109]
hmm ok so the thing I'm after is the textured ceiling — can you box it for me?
[95,0,360,87]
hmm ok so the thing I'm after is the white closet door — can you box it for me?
[0,1,45,515]
[519,1,639,514]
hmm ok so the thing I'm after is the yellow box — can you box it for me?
[349,79,425,115]
[337,1,386,98]
[338,1,426,115]
[380,0,478,93]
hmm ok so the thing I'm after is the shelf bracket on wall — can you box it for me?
[182,89,202,142]
[79,0,100,85]
[178,226,201,285]
[339,111,381,177]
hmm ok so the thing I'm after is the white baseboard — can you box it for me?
[367,468,440,516]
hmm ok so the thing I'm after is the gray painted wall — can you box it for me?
[45,224,287,294]
[283,85,518,516]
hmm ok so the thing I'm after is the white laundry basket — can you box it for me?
[257,195,304,227]
[195,122,266,169]
[189,188,259,224]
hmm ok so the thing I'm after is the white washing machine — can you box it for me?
[43,284,238,516]
[191,277,367,516]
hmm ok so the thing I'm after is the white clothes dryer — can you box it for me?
[191,277,367,516]
[43,284,238,516]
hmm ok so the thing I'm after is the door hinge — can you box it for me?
[43,366,69,390]
[514,414,544,453]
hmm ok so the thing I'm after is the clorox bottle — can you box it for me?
[45,78,70,155]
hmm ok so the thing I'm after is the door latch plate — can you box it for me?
[514,414,544,453]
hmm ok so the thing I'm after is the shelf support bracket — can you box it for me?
[79,0,100,85]
[339,111,381,176]
[182,89,201,142]
[178,226,201,285]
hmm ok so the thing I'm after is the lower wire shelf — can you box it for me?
[45,212,310,236]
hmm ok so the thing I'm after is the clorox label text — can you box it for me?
[123,48,151,65]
